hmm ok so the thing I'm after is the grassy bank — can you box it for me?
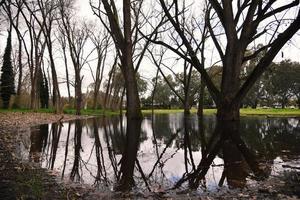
[142,108,300,117]
[1,108,299,117]
[239,108,300,117]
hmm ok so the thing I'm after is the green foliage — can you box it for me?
[176,70,202,107]
[152,75,176,107]
[0,32,15,108]
[242,59,300,108]
[136,73,148,96]
[62,108,118,116]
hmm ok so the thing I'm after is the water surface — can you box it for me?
[18,114,300,192]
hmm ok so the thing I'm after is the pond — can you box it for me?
[17,114,300,193]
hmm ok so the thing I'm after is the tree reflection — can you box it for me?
[102,117,120,179]
[62,122,71,179]
[93,118,108,186]
[29,124,49,163]
[26,114,300,193]
[49,123,62,170]
[183,116,196,173]
[70,120,82,182]
[116,118,142,191]
[175,119,269,190]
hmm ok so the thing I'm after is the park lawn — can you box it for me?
[142,108,217,115]
[1,108,299,117]
[142,108,300,117]
[239,108,300,117]
[62,108,118,116]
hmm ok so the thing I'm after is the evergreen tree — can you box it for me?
[39,69,49,109]
[0,31,15,108]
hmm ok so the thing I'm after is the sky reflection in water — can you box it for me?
[19,114,300,192]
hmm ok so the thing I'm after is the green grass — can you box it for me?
[240,108,300,116]
[63,108,118,116]
[142,108,300,117]
[141,108,217,115]
[15,172,45,199]
[0,108,54,113]
[1,107,299,117]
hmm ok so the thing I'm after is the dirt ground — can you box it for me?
[0,112,299,199]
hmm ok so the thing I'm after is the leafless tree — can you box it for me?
[23,0,62,113]
[141,1,210,117]
[90,0,154,119]
[157,0,300,121]
[56,28,71,104]
[90,0,141,118]
[12,1,47,110]
[88,28,111,110]
[59,0,95,115]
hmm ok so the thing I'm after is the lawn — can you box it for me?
[1,108,299,117]
[142,108,300,117]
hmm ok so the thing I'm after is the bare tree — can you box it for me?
[13,1,47,110]
[23,0,63,113]
[59,0,95,115]
[157,0,300,121]
[90,0,144,119]
[88,28,111,110]
[141,1,210,117]
[56,28,71,104]
[103,56,118,110]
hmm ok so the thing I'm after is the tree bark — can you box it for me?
[121,0,142,119]
[197,78,205,118]
[75,72,82,115]
[62,45,71,104]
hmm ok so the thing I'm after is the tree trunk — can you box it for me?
[121,0,142,120]
[104,63,116,110]
[75,72,82,115]
[30,82,37,110]
[183,97,190,115]
[62,47,71,104]
[92,89,99,110]
[50,57,61,114]
[122,63,142,119]
[217,101,240,122]
[15,39,23,108]
[47,37,61,113]
[197,79,205,118]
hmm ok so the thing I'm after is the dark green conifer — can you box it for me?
[0,31,15,108]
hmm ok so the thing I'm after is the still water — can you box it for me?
[18,114,300,192]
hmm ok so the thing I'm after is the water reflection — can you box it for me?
[29,124,48,163]
[25,114,300,192]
